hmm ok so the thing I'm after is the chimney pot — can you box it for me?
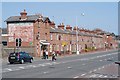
[20,9,27,19]
[58,23,64,29]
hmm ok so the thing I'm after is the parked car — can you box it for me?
[8,52,33,64]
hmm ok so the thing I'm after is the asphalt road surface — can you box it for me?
[2,50,119,78]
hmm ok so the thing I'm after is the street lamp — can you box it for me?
[76,13,84,55]
[76,16,79,55]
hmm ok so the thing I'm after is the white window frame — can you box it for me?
[50,34,53,40]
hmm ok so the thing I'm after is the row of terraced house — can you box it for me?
[3,10,118,57]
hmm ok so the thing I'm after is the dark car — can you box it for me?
[8,52,33,64]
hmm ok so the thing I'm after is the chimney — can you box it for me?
[79,28,85,32]
[66,25,72,30]
[73,26,79,31]
[20,9,27,19]
[50,21,55,28]
[58,23,64,29]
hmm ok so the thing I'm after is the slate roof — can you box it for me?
[5,15,50,22]
[50,27,68,34]
[50,27,102,38]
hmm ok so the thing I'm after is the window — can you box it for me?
[57,45,59,51]
[59,35,61,40]
[61,35,63,40]
[50,34,53,40]
[45,33,47,40]
[38,22,40,28]
[2,41,7,46]
[82,39,84,42]
[57,34,59,40]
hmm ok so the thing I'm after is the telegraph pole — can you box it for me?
[76,16,79,55]
[14,33,15,53]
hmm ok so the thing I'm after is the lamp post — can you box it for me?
[76,13,84,55]
[76,16,79,55]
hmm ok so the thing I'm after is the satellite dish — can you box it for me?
[81,13,85,16]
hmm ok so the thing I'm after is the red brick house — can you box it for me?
[5,10,118,57]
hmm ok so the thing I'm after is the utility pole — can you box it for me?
[76,16,79,55]
[14,33,15,53]
[76,13,85,55]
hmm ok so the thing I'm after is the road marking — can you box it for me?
[104,59,107,61]
[97,56,99,58]
[99,60,103,61]
[82,64,85,65]
[90,74,97,78]
[45,63,52,65]
[89,71,93,73]
[15,69,20,71]
[108,58,111,59]
[104,76,107,78]
[19,67,25,69]
[98,67,101,70]
[67,67,72,69]
[26,65,34,67]
[39,64,45,67]
[32,65,36,67]
[6,68,12,71]
[73,76,79,78]
[43,71,49,74]
[93,69,97,72]
[55,62,60,64]
[99,75,103,77]
[81,73,86,76]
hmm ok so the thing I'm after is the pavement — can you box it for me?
[1,49,119,78]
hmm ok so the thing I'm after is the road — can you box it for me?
[2,50,119,79]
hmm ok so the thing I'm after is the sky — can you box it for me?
[1,2,118,35]
[1,0,119,2]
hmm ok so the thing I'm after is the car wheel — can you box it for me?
[30,59,33,63]
[10,62,13,64]
[20,59,24,64]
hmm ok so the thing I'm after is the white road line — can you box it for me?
[104,76,107,78]
[19,67,25,69]
[44,63,51,65]
[93,69,97,72]
[55,62,60,64]
[102,66,105,68]
[6,68,12,71]
[97,56,100,58]
[26,65,34,67]
[32,65,36,67]
[82,64,85,65]
[90,74,97,78]
[104,59,107,61]
[43,71,49,74]
[67,67,72,69]
[15,69,20,71]
[73,76,79,78]
[89,71,93,73]
[41,64,45,67]
[99,75,103,78]
[81,73,86,76]
[98,67,101,70]
[38,64,42,66]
